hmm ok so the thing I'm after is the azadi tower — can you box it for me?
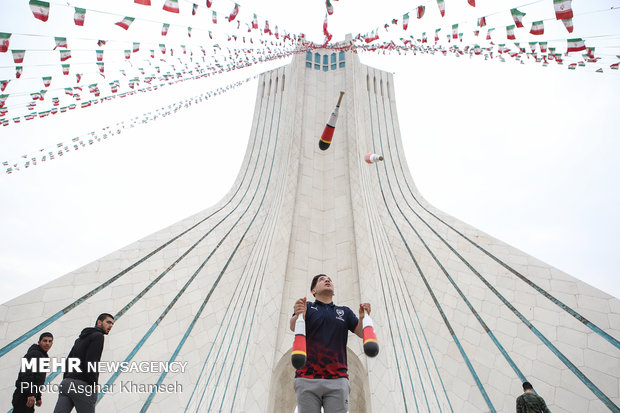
[1,40,619,413]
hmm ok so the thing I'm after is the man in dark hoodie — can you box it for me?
[12,332,54,413]
[52,313,114,413]
[516,381,551,413]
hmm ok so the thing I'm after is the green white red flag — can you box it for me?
[530,21,544,35]
[417,5,425,19]
[0,33,11,53]
[42,76,52,87]
[162,23,170,35]
[326,0,333,15]
[54,37,67,50]
[437,0,445,17]
[59,49,71,61]
[539,42,547,53]
[228,3,239,21]
[187,26,192,37]
[452,24,458,39]
[403,13,409,30]
[566,38,585,53]
[133,42,140,52]
[96,50,103,61]
[159,43,166,53]
[0,80,9,92]
[252,14,258,29]
[135,0,151,4]
[62,64,69,75]
[12,50,25,64]
[163,0,180,13]
[212,11,217,23]
[562,18,573,33]
[510,8,526,28]
[97,62,104,75]
[74,7,85,26]
[554,0,573,20]
[29,0,50,22]
[529,42,537,52]
[124,50,131,59]
[477,16,486,27]
[115,16,135,30]
[506,25,515,40]
[206,0,213,8]
[468,0,475,6]
[192,3,198,15]
[486,27,494,40]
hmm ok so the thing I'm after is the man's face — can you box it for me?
[97,317,115,335]
[38,336,53,353]
[313,275,334,295]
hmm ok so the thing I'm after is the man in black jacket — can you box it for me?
[52,313,114,413]
[12,332,54,413]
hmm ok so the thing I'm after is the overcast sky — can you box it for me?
[1,0,619,304]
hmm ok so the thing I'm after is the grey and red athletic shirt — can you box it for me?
[295,300,359,379]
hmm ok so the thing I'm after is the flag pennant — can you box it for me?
[252,14,258,29]
[212,11,217,23]
[187,27,192,37]
[206,0,213,7]
[510,8,526,28]
[192,3,198,15]
[133,42,140,52]
[437,0,445,17]
[326,0,333,15]
[96,49,104,61]
[163,0,180,13]
[477,16,486,27]
[468,0,475,6]
[162,23,170,35]
[0,80,9,92]
[0,33,11,53]
[554,0,573,20]
[530,20,544,35]
[59,49,71,61]
[417,5,425,19]
[134,0,151,4]
[62,64,70,75]
[566,38,586,53]
[562,18,573,33]
[434,28,441,42]
[159,43,166,54]
[0,94,8,108]
[54,37,67,50]
[12,50,25,64]
[29,0,50,22]
[486,28,494,40]
[403,13,409,30]
[115,16,135,30]
[506,25,516,40]
[539,41,547,53]
[124,50,131,59]
[452,24,458,39]
[74,7,86,26]
[42,76,52,87]
[228,3,239,21]
[529,42,537,53]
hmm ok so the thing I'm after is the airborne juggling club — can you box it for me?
[291,312,307,369]
[318,91,345,151]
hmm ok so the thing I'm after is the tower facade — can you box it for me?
[1,45,619,413]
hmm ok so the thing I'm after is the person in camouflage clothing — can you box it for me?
[516,381,551,413]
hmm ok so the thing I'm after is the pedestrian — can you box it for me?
[290,274,372,413]
[52,313,114,413]
[516,381,551,413]
[12,332,54,413]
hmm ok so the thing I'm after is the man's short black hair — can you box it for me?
[310,274,328,296]
[39,332,53,341]
[96,313,115,326]
[522,381,533,391]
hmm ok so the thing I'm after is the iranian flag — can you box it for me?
[417,5,425,19]
[421,32,427,43]
[554,0,572,20]
[486,28,494,40]
[264,20,270,33]
[74,7,85,26]
[133,42,140,52]
[110,82,118,93]
[0,80,9,91]
[163,0,180,13]
[567,38,586,53]
[159,43,166,54]
[228,3,239,21]
[135,0,151,4]
[568,63,576,70]
[64,87,72,95]
[192,3,198,15]
[562,18,573,33]
[539,42,547,52]
[468,0,475,6]
[252,14,258,29]
[62,64,69,75]
[12,50,25,64]
[434,28,441,42]
[530,20,544,35]
[529,42,537,52]
[212,11,217,23]
[206,0,212,7]
[452,24,458,39]
[0,33,11,53]
[54,36,67,50]
[595,68,603,73]
[510,8,526,28]
[187,26,192,37]
[474,30,479,36]
[42,76,52,87]
[437,0,445,17]
[403,13,409,30]
[29,0,50,22]
[97,62,104,75]
[611,63,619,70]
[326,0,333,15]
[162,23,170,35]
[0,94,8,108]
[59,49,71,61]
[96,49,103,61]
[115,17,135,30]
[506,25,516,40]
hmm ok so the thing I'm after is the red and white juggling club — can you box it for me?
[319,91,345,151]
[291,314,307,369]
[365,153,384,164]
[362,314,379,357]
